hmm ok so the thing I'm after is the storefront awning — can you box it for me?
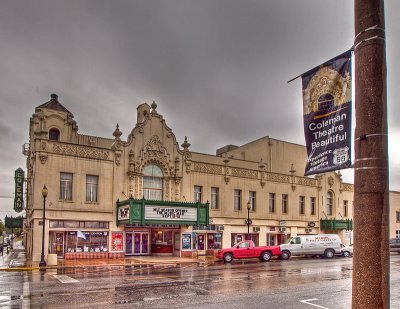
[320,218,353,230]
[116,198,209,227]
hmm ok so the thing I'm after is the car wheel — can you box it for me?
[325,249,335,259]
[343,251,351,258]
[261,251,272,262]
[281,251,290,260]
[223,253,233,263]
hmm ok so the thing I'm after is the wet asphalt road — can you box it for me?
[1,255,400,308]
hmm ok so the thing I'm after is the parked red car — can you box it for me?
[216,240,281,263]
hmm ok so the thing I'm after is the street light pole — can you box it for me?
[246,201,251,240]
[39,185,48,267]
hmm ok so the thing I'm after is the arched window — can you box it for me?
[49,128,60,141]
[318,93,334,112]
[143,164,163,200]
[326,191,334,216]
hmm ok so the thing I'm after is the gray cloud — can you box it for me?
[0,0,399,220]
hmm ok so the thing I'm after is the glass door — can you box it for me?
[197,234,206,255]
[50,232,65,257]
[128,232,149,255]
[125,233,133,255]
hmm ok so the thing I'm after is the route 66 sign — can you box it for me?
[333,147,349,165]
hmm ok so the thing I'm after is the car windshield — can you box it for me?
[284,237,294,244]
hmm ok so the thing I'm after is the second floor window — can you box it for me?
[249,191,256,211]
[344,200,349,217]
[194,186,202,203]
[282,194,288,214]
[269,193,275,213]
[299,196,305,215]
[234,190,241,211]
[143,164,163,200]
[49,128,60,141]
[396,211,400,223]
[86,175,98,202]
[327,191,334,216]
[211,187,219,209]
[310,197,316,215]
[60,172,73,201]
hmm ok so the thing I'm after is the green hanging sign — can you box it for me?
[14,168,24,213]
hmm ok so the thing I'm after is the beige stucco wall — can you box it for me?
[25,97,399,261]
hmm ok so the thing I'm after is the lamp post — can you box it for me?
[246,201,251,240]
[39,185,48,267]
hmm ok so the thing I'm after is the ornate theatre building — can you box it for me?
[23,94,399,262]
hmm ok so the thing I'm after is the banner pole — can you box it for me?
[352,0,389,308]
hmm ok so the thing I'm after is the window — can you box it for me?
[396,211,400,223]
[269,193,275,213]
[326,191,334,216]
[60,172,73,201]
[344,200,349,217]
[299,196,305,215]
[310,197,316,215]
[318,93,334,112]
[194,186,202,203]
[234,190,241,211]
[397,230,400,238]
[282,194,288,214]
[66,231,108,253]
[211,187,219,209]
[143,165,163,200]
[49,128,60,141]
[249,191,256,211]
[86,175,98,202]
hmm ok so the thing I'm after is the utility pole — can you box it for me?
[353,1,388,308]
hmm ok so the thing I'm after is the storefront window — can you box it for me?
[182,233,192,250]
[66,231,108,253]
[207,233,222,249]
[152,230,173,245]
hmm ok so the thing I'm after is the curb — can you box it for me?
[0,267,39,271]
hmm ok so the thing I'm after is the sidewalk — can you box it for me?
[0,242,28,271]
[0,243,218,271]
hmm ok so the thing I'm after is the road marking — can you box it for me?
[300,298,330,309]
[53,274,80,283]
[23,273,30,309]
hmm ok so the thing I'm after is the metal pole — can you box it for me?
[39,193,47,267]
[247,207,250,237]
[353,1,388,308]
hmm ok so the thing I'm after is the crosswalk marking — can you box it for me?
[53,274,80,283]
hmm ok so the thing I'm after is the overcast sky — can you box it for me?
[1,0,399,221]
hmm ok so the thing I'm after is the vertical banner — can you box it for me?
[302,51,352,175]
[14,168,24,212]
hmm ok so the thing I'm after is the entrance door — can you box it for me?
[126,232,149,255]
[51,232,64,257]
[197,234,206,255]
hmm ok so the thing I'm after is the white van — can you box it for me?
[280,234,342,260]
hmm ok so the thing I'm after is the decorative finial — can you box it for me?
[181,136,191,150]
[151,101,158,113]
[50,94,58,101]
[290,163,296,174]
[113,123,122,141]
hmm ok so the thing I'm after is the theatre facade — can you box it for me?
[23,95,399,262]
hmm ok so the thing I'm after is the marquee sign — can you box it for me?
[116,198,209,226]
[14,168,24,213]
[145,205,197,221]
